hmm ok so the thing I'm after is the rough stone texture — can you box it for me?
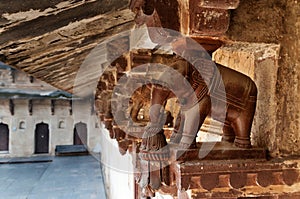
[0,0,135,93]
[198,0,240,9]
[226,0,300,156]
[190,6,230,36]
[213,42,280,154]
[179,0,233,36]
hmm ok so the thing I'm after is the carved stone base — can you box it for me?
[131,142,300,198]
[171,141,267,161]
[169,156,300,198]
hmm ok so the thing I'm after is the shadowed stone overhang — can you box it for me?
[0,0,134,92]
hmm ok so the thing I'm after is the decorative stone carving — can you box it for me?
[121,51,255,197]
[172,156,300,198]
[162,55,258,149]
[127,0,260,197]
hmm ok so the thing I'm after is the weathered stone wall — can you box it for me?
[0,67,101,157]
[0,98,101,157]
[227,0,300,156]
[213,42,280,154]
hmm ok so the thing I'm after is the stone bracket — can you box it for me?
[9,99,14,116]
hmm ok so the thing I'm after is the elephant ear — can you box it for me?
[169,59,189,77]
[155,60,189,92]
[192,58,215,85]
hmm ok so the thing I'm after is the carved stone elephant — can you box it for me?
[141,55,257,151]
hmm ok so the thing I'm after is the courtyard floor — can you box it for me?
[0,155,106,199]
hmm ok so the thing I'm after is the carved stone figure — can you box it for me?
[129,0,257,150]
[141,54,257,151]
[129,85,151,123]
[127,1,257,196]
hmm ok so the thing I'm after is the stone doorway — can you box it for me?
[73,122,87,145]
[34,122,49,154]
[0,123,9,152]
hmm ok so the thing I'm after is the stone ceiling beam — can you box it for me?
[0,0,134,92]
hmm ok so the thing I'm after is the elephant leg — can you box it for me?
[231,116,251,148]
[231,97,257,148]
[141,86,172,152]
[222,121,235,143]
[179,95,211,149]
[169,111,185,144]
[130,100,143,122]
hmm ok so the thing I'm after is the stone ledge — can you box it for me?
[171,142,267,161]
[170,157,300,198]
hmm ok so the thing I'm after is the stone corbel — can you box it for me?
[9,99,14,116]
[69,100,72,116]
[90,99,95,115]
[51,100,55,115]
[28,99,33,116]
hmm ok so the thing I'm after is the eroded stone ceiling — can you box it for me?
[0,0,134,92]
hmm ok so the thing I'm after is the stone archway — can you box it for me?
[0,123,9,152]
[73,122,87,145]
[34,122,49,154]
